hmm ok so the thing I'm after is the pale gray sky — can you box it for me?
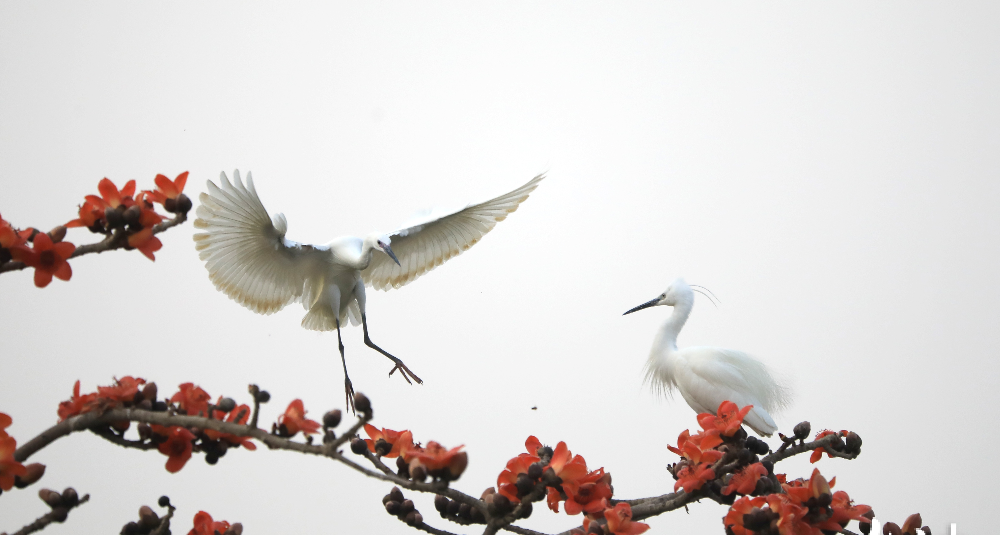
[1,2,996,534]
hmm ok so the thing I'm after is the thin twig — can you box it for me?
[90,427,156,451]
[3,494,90,535]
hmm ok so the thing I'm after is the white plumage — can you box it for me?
[624,278,791,436]
[194,170,544,408]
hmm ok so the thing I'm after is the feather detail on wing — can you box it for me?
[362,173,544,290]
[193,170,328,315]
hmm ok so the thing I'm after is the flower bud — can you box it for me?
[39,488,63,508]
[374,438,392,456]
[492,493,512,515]
[434,495,450,513]
[164,198,178,213]
[480,487,496,500]
[255,390,271,403]
[404,511,418,526]
[515,472,534,496]
[845,431,862,454]
[389,486,404,503]
[51,507,69,522]
[323,409,342,429]
[396,456,410,477]
[224,523,243,535]
[353,392,372,415]
[385,501,401,515]
[158,495,171,507]
[457,503,471,519]
[175,194,193,214]
[518,501,533,519]
[350,438,367,454]
[48,226,67,243]
[447,451,468,480]
[447,500,461,516]
[105,206,125,229]
[138,505,159,529]
[123,205,142,226]
[470,506,486,523]
[883,522,903,535]
[400,499,415,516]
[121,521,141,535]
[216,397,237,413]
[793,421,811,440]
[137,399,152,410]
[410,462,427,482]
[527,462,543,480]
[14,463,45,488]
[588,520,604,534]
[112,420,130,433]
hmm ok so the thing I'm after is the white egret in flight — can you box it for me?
[194,170,544,409]
[623,278,790,436]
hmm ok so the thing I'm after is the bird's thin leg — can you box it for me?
[361,313,423,385]
[335,317,356,413]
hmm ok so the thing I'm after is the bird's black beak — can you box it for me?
[623,298,659,316]
[384,244,401,267]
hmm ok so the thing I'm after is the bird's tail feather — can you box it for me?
[301,306,338,332]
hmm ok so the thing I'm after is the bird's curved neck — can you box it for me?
[658,300,693,351]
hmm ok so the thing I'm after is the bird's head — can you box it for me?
[623,278,699,315]
[366,233,400,266]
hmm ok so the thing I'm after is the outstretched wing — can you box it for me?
[363,174,544,291]
[193,170,328,314]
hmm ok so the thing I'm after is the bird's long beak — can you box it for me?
[623,298,659,316]
[384,244,401,267]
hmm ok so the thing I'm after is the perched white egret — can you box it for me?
[194,170,544,409]
[623,278,791,436]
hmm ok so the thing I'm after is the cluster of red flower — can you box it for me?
[0,172,189,287]
[188,510,241,535]
[724,468,871,535]
[0,412,28,492]
[56,379,257,473]
[360,424,468,481]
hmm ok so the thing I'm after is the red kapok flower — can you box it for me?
[810,430,845,463]
[128,227,163,261]
[697,401,753,437]
[279,399,321,436]
[9,233,75,288]
[674,462,715,493]
[66,199,105,228]
[58,380,99,422]
[722,462,768,496]
[406,441,467,479]
[724,496,767,535]
[148,172,189,204]
[153,425,196,473]
[86,178,137,210]
[363,424,414,458]
[188,510,231,535]
[821,490,872,532]
[203,398,256,451]
[171,383,211,416]
[0,215,28,249]
[604,503,650,535]
[548,441,589,486]
[766,494,818,535]
[668,429,724,464]
[0,434,27,491]
[97,376,146,404]
[563,468,613,515]
[0,412,12,440]
[497,452,540,502]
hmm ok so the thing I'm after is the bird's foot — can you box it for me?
[344,377,356,414]
[388,358,423,385]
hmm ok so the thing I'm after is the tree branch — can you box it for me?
[2,493,90,535]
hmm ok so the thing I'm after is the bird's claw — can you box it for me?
[345,378,356,414]
[388,359,423,385]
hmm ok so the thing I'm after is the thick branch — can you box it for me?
[0,213,186,274]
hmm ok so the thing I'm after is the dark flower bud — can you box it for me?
[470,506,486,523]
[737,448,756,465]
[829,434,846,452]
[845,432,862,454]
[389,486,404,503]
[385,500,401,515]
[323,409,342,429]
[255,390,271,403]
[447,500,461,516]
[158,495,171,508]
[112,420,130,433]
[519,501,533,519]
[323,429,337,445]
[396,455,410,477]
[141,382,157,402]
[15,463,45,488]
[350,437,367,454]
[793,421,811,441]
[137,399,153,411]
[51,507,69,522]
[481,487,496,499]
[527,462,544,480]
[123,205,142,226]
[588,520,604,534]
[139,505,159,529]
[744,508,772,530]
[434,495,450,513]
[354,392,372,415]
[39,488,63,508]
[400,499,415,515]
[121,521,141,535]
[447,451,468,480]
[174,193,192,213]
[404,511,418,526]
[61,487,78,507]
[537,445,553,460]
[413,512,423,525]
[883,522,902,535]
[153,401,168,412]
[457,503,471,518]
[48,226,67,243]
[817,492,832,507]
[224,523,244,535]
[410,463,428,482]
[105,206,125,229]
[746,436,770,455]
[516,472,534,496]
[492,493,512,515]
[164,197,178,213]
[217,397,237,413]
[374,438,392,456]
[205,453,219,465]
